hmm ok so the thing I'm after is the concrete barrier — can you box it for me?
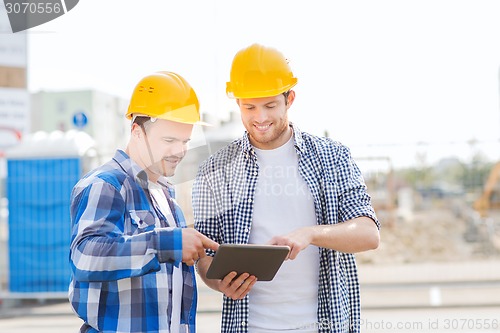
[358,260,500,308]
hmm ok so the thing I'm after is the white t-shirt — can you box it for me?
[149,181,184,333]
[248,135,319,332]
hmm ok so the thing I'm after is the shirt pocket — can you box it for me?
[128,209,158,232]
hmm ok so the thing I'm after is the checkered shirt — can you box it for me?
[69,149,197,333]
[193,124,379,333]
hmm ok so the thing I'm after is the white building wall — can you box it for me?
[30,90,128,161]
[0,5,29,152]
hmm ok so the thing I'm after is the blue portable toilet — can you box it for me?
[5,130,95,293]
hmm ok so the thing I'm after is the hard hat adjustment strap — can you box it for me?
[139,123,156,173]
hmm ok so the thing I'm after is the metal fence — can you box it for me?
[1,156,81,301]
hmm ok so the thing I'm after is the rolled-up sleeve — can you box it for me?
[154,227,182,265]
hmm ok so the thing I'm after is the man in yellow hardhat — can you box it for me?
[69,71,218,333]
[193,44,380,332]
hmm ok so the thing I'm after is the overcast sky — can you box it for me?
[24,0,500,167]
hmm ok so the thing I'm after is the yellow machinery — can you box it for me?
[473,162,500,217]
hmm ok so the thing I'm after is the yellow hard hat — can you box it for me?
[226,43,298,99]
[126,71,208,125]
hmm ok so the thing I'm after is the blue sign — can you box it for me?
[72,111,88,129]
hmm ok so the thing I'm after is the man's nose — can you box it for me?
[254,107,268,123]
[171,142,187,157]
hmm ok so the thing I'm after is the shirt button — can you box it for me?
[248,198,252,203]
[241,321,247,326]
[253,171,257,176]
[244,227,249,233]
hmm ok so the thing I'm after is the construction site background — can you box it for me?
[0,128,500,318]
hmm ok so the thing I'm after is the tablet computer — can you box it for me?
[206,244,290,281]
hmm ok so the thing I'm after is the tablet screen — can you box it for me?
[206,244,290,281]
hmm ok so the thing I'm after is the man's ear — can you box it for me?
[131,123,142,139]
[286,90,296,108]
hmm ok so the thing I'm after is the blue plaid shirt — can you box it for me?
[193,124,379,333]
[69,150,197,333]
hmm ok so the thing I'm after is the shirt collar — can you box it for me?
[157,176,176,197]
[113,149,176,197]
[291,122,306,154]
[113,149,143,179]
